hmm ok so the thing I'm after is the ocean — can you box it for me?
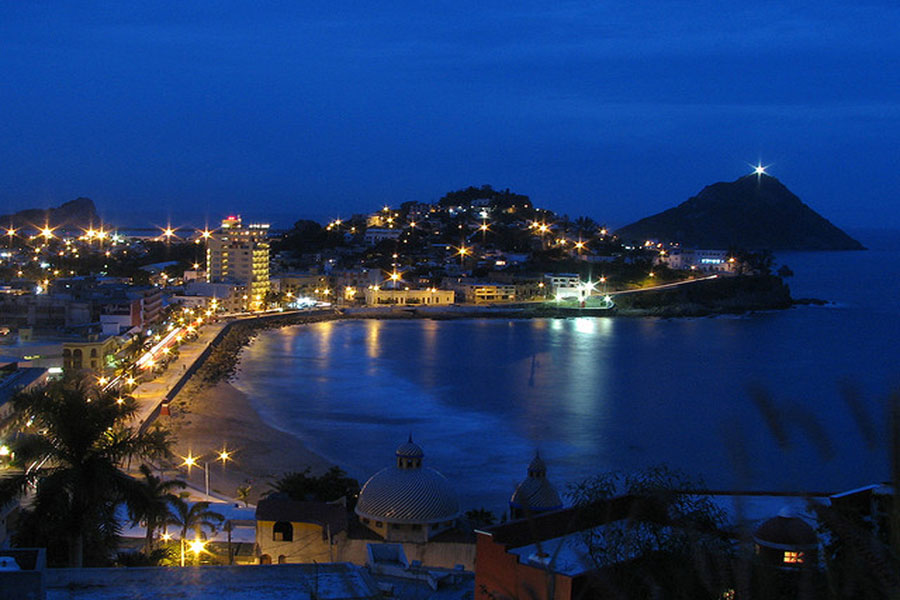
[232,232,900,515]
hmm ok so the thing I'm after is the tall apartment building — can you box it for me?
[207,216,270,311]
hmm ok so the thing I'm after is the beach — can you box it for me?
[163,380,333,505]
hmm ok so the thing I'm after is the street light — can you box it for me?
[181,447,235,498]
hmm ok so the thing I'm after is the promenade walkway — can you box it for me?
[130,322,226,431]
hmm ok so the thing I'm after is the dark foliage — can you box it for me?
[269,466,360,508]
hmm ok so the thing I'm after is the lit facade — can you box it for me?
[206,216,270,311]
[364,288,454,306]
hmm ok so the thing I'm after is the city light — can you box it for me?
[217,447,233,464]
[180,452,199,472]
[188,538,207,555]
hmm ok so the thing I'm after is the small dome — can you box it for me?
[395,435,424,459]
[527,453,547,477]
[510,451,562,514]
[510,478,562,513]
[754,515,817,548]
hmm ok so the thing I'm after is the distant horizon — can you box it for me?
[3,172,897,236]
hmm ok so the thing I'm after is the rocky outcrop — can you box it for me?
[616,175,864,250]
[1,197,101,230]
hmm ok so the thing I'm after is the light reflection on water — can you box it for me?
[234,250,900,514]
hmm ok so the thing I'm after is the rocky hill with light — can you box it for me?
[616,175,864,250]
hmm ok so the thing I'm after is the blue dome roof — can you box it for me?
[510,451,562,513]
[355,439,459,525]
[356,466,460,524]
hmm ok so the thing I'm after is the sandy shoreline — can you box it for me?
[163,381,332,505]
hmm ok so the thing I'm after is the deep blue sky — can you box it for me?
[1,2,898,230]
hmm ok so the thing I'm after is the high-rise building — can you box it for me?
[206,215,270,311]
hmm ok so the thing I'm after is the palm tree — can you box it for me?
[166,496,224,566]
[0,379,172,567]
[126,464,186,555]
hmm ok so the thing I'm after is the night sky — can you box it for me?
[2,2,898,230]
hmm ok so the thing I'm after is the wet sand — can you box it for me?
[163,381,332,505]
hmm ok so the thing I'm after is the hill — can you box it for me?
[616,175,864,250]
[1,197,101,231]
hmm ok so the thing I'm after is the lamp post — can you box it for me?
[181,448,234,498]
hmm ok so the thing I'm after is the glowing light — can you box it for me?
[160,532,172,542]
[188,538,207,555]
[181,452,200,472]
[40,226,54,240]
[753,163,767,176]
[217,448,233,464]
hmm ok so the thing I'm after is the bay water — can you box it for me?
[233,234,900,514]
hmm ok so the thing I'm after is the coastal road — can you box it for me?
[129,322,226,429]
[606,274,722,297]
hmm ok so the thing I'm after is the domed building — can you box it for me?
[355,436,461,543]
[509,452,563,519]
[753,507,818,569]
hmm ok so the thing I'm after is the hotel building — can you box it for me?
[207,216,270,311]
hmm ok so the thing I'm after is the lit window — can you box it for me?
[783,551,804,564]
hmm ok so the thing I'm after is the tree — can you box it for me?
[166,496,225,566]
[465,508,497,529]
[0,379,172,567]
[268,466,360,507]
[236,482,252,507]
[567,466,733,599]
[167,496,225,541]
[126,464,186,555]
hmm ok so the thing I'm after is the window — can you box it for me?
[783,551,804,564]
[260,554,272,565]
[273,521,293,542]
[375,521,383,528]
[278,555,286,564]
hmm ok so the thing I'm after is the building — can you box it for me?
[363,228,402,246]
[253,440,476,570]
[99,287,163,335]
[752,508,818,569]
[255,496,348,565]
[61,335,120,374]
[448,282,516,304]
[180,281,244,314]
[207,216,270,310]
[543,274,580,293]
[356,438,461,543]
[474,496,655,600]
[655,248,735,272]
[0,361,49,427]
[509,453,563,520]
[364,288,454,307]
